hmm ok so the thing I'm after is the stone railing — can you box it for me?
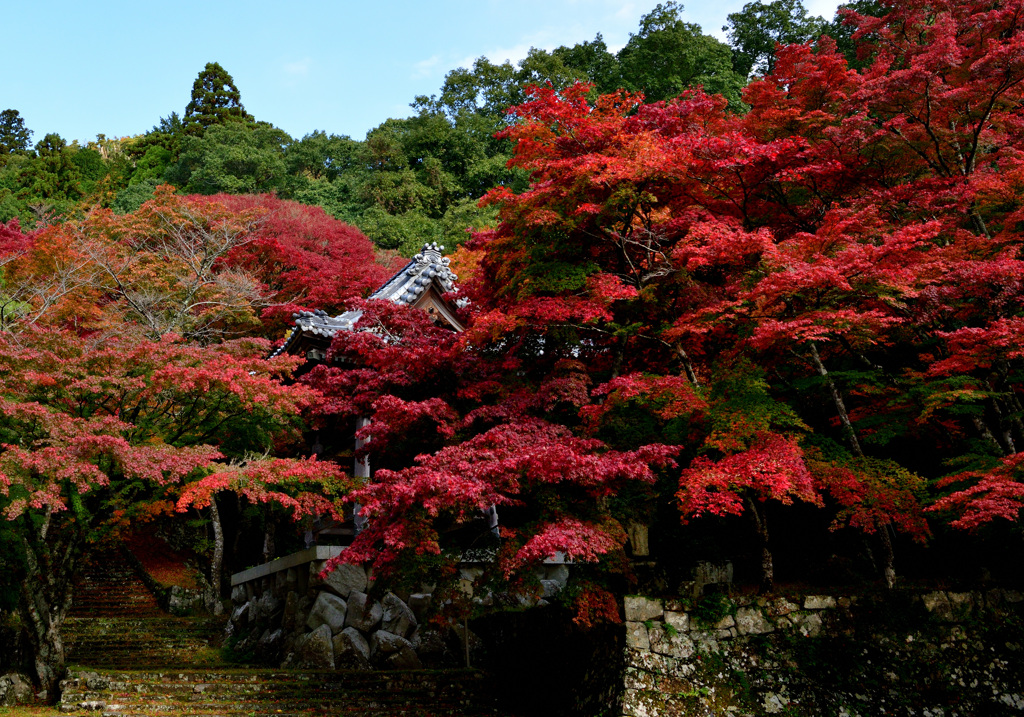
[619,588,1024,716]
[229,545,342,602]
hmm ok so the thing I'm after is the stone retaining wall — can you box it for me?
[227,547,572,673]
[619,588,1024,716]
[227,548,445,670]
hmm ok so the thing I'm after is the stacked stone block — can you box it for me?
[227,558,447,670]
[619,589,1024,717]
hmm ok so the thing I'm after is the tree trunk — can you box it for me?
[971,207,992,240]
[262,521,276,564]
[353,416,371,535]
[610,339,626,381]
[18,515,78,701]
[810,343,901,589]
[230,494,243,571]
[809,342,863,458]
[673,343,700,388]
[970,415,1007,456]
[20,572,68,700]
[986,394,1017,454]
[746,497,773,594]
[27,615,65,702]
[879,526,896,590]
[207,497,225,615]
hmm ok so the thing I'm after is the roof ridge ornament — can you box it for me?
[271,243,463,359]
[403,243,457,302]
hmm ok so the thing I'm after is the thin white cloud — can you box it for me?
[283,58,312,77]
[278,57,314,90]
[614,3,637,22]
[413,55,443,79]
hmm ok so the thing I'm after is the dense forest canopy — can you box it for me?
[0,1,861,255]
[2,0,1024,699]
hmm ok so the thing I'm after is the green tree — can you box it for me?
[132,145,173,184]
[552,34,622,94]
[280,131,365,219]
[618,2,745,105]
[420,58,520,121]
[111,177,161,214]
[0,110,32,158]
[724,0,826,77]
[183,62,252,134]
[515,47,584,96]
[341,109,517,250]
[71,147,107,192]
[172,122,290,195]
[358,205,439,255]
[9,134,83,224]
[285,131,362,182]
[128,113,187,182]
[0,155,33,223]
[418,50,583,126]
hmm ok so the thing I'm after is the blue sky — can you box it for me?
[3,0,840,146]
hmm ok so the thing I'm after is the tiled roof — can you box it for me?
[270,242,459,359]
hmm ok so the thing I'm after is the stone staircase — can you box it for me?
[70,549,166,619]
[65,549,226,670]
[59,669,499,716]
[60,549,507,716]
[64,616,229,670]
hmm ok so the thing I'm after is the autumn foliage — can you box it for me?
[5,0,1024,695]
[0,191,380,693]
[308,0,1024,611]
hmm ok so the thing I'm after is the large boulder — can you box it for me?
[624,595,663,622]
[447,623,484,658]
[306,592,348,634]
[381,592,417,638]
[0,673,33,706]
[386,646,422,670]
[412,627,448,662]
[255,628,284,663]
[408,593,432,621]
[293,624,335,669]
[230,602,249,627]
[322,563,367,599]
[294,594,314,633]
[370,630,412,659]
[345,591,382,632]
[233,626,263,657]
[252,591,283,623]
[332,627,370,668]
[231,584,247,605]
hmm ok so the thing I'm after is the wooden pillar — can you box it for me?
[353,416,370,535]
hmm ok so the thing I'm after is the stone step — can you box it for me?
[66,634,224,648]
[69,548,166,620]
[59,669,503,716]
[65,616,229,670]
[66,617,227,631]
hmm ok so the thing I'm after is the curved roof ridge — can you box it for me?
[269,242,460,359]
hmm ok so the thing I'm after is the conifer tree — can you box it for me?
[183,62,252,134]
[0,109,32,156]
